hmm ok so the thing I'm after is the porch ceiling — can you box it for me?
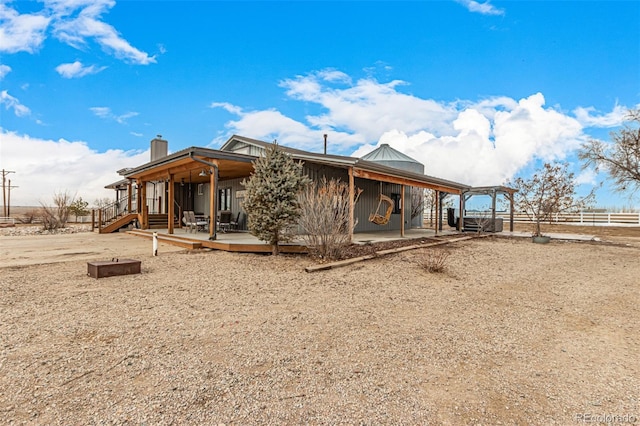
[353,167,465,194]
[127,157,255,183]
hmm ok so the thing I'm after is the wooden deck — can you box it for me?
[127,229,308,253]
[126,227,459,254]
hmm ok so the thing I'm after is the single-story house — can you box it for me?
[102,135,512,244]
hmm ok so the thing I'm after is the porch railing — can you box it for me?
[94,194,137,231]
[174,200,183,227]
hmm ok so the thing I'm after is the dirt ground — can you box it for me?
[1,228,639,424]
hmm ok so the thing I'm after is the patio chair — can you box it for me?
[183,211,196,233]
[230,212,241,231]
[193,213,209,232]
[218,211,232,233]
[183,211,208,233]
[182,210,194,232]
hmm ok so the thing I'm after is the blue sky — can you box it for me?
[1,0,639,208]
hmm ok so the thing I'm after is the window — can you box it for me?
[391,193,401,214]
[218,188,231,211]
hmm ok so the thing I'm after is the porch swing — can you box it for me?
[369,183,394,225]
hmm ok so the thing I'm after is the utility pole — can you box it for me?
[7,179,18,217]
[2,169,15,218]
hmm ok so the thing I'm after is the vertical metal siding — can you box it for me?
[197,162,415,235]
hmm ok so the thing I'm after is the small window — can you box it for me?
[197,184,204,195]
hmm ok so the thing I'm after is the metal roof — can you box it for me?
[361,143,422,164]
[117,135,470,193]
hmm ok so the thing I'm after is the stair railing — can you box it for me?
[174,200,183,228]
[94,195,137,231]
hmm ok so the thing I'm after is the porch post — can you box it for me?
[434,190,439,236]
[127,182,132,213]
[139,180,147,229]
[438,192,444,231]
[491,188,497,224]
[458,193,464,231]
[115,188,120,216]
[209,164,218,240]
[509,192,515,232]
[348,167,355,243]
[168,174,174,234]
[400,184,405,237]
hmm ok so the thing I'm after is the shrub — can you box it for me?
[18,208,41,224]
[40,191,73,231]
[419,248,450,273]
[298,177,362,260]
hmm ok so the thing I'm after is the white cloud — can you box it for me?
[213,70,625,189]
[114,111,138,124]
[575,169,597,186]
[55,61,106,78]
[0,64,12,79]
[90,106,139,124]
[573,105,628,128]
[49,0,156,65]
[353,93,586,186]
[0,129,150,206]
[0,90,31,117]
[456,0,505,16]
[210,102,244,116]
[279,71,458,143]
[0,0,155,65]
[0,3,51,53]
[90,106,111,118]
[210,101,365,150]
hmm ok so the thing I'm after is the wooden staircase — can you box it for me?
[99,213,138,234]
[148,214,169,229]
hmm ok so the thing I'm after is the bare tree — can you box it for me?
[298,177,362,260]
[579,108,640,195]
[93,197,114,209]
[508,162,594,237]
[410,187,425,221]
[40,191,74,231]
[423,190,437,226]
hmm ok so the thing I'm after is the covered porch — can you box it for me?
[100,136,474,244]
[109,147,256,240]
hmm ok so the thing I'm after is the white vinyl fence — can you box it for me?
[424,211,640,226]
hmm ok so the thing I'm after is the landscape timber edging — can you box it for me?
[304,235,478,273]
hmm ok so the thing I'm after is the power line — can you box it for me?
[7,179,18,217]
[2,169,16,218]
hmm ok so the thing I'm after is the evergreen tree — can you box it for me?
[242,143,311,255]
[69,197,89,222]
